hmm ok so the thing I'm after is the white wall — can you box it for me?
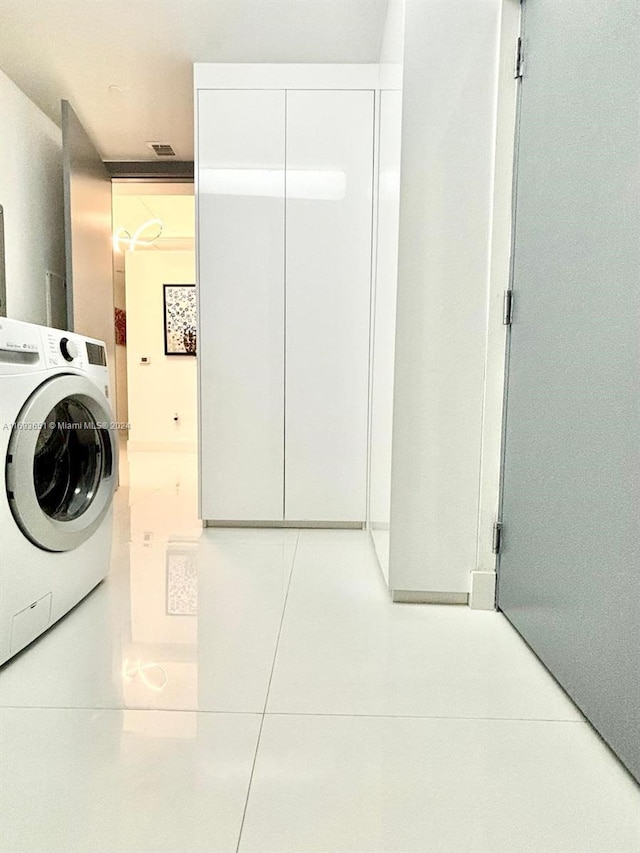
[389,0,503,598]
[125,251,197,451]
[368,0,405,581]
[0,71,65,324]
[62,101,116,402]
[379,0,405,83]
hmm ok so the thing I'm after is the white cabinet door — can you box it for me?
[198,90,285,521]
[284,90,374,522]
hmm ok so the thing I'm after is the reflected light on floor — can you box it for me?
[122,659,169,692]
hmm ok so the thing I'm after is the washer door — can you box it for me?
[6,374,117,552]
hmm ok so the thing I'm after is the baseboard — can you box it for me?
[391,590,469,605]
[469,571,497,610]
[203,520,365,529]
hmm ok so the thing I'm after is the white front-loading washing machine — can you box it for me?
[0,318,118,665]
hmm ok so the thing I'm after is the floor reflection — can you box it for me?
[112,445,295,713]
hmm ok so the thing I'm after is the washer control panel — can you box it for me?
[44,331,85,369]
[59,337,79,362]
[0,320,40,355]
[0,318,108,383]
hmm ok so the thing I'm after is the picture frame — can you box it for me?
[163,283,197,356]
[114,306,126,346]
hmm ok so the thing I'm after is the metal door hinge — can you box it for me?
[492,522,503,555]
[515,37,524,79]
[503,290,514,325]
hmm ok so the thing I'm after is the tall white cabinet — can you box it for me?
[196,66,377,526]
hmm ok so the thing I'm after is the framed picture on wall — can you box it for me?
[163,283,197,355]
[114,307,126,346]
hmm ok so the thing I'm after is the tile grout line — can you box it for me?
[0,705,264,716]
[262,529,301,712]
[263,711,587,724]
[234,529,301,853]
[0,704,585,725]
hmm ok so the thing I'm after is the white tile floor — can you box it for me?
[1,449,638,852]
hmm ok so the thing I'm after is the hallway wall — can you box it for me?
[389,0,504,598]
[112,262,129,428]
[0,71,65,324]
[125,251,197,451]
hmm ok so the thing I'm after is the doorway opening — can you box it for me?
[111,181,196,484]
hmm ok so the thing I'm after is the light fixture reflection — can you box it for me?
[122,658,169,692]
[112,218,164,252]
[112,227,131,253]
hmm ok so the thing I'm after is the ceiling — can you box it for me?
[0,0,389,162]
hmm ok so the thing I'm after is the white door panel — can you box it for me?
[198,90,285,521]
[284,90,374,522]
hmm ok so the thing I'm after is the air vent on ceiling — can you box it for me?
[146,141,176,157]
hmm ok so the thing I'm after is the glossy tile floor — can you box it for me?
[1,449,638,852]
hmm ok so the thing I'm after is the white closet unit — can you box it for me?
[195,65,378,526]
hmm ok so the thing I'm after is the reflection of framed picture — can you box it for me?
[163,284,197,356]
[166,548,198,616]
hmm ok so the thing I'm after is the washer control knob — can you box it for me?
[60,337,79,362]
